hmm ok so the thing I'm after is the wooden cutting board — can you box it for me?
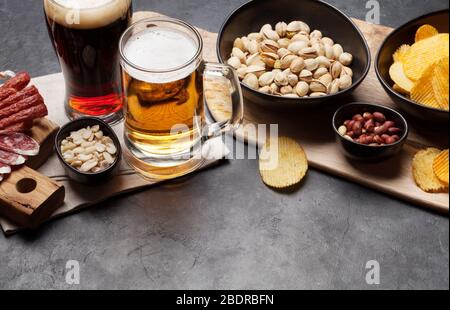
[133,12,448,213]
[0,118,64,227]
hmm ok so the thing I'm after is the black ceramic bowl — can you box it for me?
[55,117,122,184]
[333,103,409,161]
[375,10,449,123]
[217,0,371,110]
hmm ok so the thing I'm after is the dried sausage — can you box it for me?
[0,104,48,130]
[0,94,43,119]
[0,86,38,110]
[0,72,30,91]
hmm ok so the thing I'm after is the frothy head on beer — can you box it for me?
[122,27,200,83]
[44,0,131,29]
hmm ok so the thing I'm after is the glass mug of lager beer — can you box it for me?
[119,18,244,180]
[44,0,132,124]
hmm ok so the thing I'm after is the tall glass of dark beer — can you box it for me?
[44,0,132,124]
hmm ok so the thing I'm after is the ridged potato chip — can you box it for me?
[415,24,439,42]
[393,84,410,96]
[411,63,441,109]
[259,136,308,189]
[431,58,449,110]
[413,148,448,193]
[389,62,414,93]
[393,44,411,63]
[403,33,449,81]
[433,149,449,186]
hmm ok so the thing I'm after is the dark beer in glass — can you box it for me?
[44,0,132,124]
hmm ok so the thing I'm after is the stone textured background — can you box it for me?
[0,0,448,290]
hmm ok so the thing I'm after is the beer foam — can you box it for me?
[123,27,200,83]
[44,0,131,29]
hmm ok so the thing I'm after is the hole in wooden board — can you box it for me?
[16,178,37,194]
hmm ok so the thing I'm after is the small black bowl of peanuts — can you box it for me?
[55,117,122,184]
[333,102,409,161]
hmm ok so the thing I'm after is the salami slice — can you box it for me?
[0,149,26,166]
[0,163,11,174]
[0,72,30,91]
[0,133,40,156]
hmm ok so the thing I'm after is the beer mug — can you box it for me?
[119,18,244,180]
[44,0,132,124]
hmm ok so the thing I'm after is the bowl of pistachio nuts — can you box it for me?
[217,0,371,110]
[55,117,122,184]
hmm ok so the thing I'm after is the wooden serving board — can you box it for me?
[0,118,63,227]
[134,12,448,212]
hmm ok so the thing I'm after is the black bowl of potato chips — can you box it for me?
[376,10,449,123]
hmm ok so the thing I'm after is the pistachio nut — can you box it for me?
[260,39,279,53]
[247,40,260,55]
[331,61,343,79]
[280,85,293,95]
[275,22,288,38]
[274,71,289,86]
[309,80,327,93]
[316,56,331,68]
[299,69,313,82]
[321,37,334,46]
[258,71,276,87]
[304,58,319,71]
[288,40,308,54]
[310,30,323,39]
[260,52,280,68]
[232,47,246,62]
[280,54,298,70]
[313,67,329,79]
[227,56,241,69]
[277,38,291,49]
[309,92,327,97]
[287,73,299,87]
[299,47,318,59]
[332,44,344,60]
[339,75,352,90]
[295,81,309,97]
[339,52,353,66]
[290,57,305,74]
[242,73,259,89]
[319,73,333,87]
[328,79,340,94]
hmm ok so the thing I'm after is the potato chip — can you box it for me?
[413,148,448,193]
[389,62,414,93]
[415,24,439,42]
[404,33,449,81]
[411,63,441,109]
[433,149,449,186]
[259,136,308,189]
[393,84,410,95]
[431,58,449,110]
[393,44,411,63]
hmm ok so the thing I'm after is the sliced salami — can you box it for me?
[0,133,40,156]
[0,149,26,166]
[0,163,11,174]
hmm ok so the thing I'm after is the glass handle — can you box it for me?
[202,62,244,139]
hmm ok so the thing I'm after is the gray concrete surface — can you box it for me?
[0,0,449,290]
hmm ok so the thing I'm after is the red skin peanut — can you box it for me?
[373,112,386,123]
